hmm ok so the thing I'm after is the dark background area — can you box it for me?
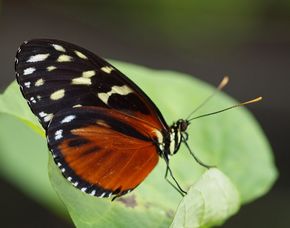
[0,0,289,227]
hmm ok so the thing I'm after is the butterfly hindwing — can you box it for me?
[15,39,167,130]
[47,106,160,197]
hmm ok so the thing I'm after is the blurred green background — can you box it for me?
[0,0,289,227]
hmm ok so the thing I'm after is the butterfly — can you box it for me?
[15,39,261,199]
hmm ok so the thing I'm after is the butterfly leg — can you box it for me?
[112,195,121,201]
[182,136,216,169]
[164,162,187,196]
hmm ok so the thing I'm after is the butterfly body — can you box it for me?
[15,39,189,198]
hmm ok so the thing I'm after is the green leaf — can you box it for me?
[171,168,240,228]
[0,60,277,227]
[0,82,44,136]
[0,114,66,216]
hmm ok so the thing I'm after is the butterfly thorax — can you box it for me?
[158,119,189,160]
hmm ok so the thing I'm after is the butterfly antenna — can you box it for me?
[186,76,229,120]
[187,96,262,122]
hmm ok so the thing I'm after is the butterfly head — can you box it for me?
[176,119,189,132]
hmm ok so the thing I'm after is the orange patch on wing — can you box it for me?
[59,120,159,192]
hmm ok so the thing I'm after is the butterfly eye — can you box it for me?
[180,120,189,132]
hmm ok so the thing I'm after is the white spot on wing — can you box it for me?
[90,190,96,196]
[101,66,114,74]
[81,187,87,192]
[29,97,36,103]
[74,50,88,59]
[55,129,63,140]
[27,53,49,62]
[82,70,95,78]
[111,85,133,95]
[73,104,82,108]
[35,78,44,87]
[61,115,76,123]
[23,67,36,75]
[97,93,110,105]
[97,85,133,105]
[50,89,65,100]
[71,77,91,85]
[39,111,47,117]
[99,193,106,198]
[47,66,57,71]
[57,54,72,62]
[24,82,31,88]
[52,44,66,52]
[44,113,53,122]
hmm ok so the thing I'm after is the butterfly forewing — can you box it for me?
[15,39,167,130]
[47,106,160,197]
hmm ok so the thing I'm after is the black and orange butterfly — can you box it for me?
[15,39,261,199]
